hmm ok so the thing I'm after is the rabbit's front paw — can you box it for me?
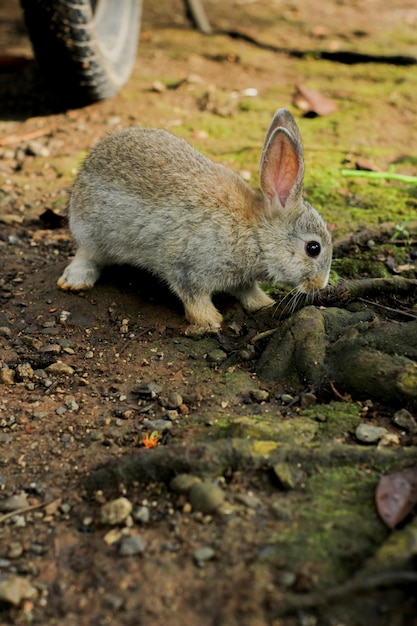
[183,296,223,334]
[235,282,275,312]
[57,252,101,291]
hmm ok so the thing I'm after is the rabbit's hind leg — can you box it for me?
[233,282,274,312]
[57,247,102,291]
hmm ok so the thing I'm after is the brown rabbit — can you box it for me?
[58,109,332,330]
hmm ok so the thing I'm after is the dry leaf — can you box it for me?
[375,467,417,528]
[293,84,338,117]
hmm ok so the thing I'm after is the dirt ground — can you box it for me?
[0,1,417,625]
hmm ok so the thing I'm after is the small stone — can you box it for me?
[276,570,297,588]
[7,542,24,559]
[132,505,150,524]
[377,432,400,448]
[89,430,104,441]
[0,494,29,512]
[21,336,43,350]
[393,408,417,434]
[0,574,38,605]
[206,349,227,364]
[118,533,147,556]
[45,362,74,376]
[135,382,162,399]
[178,403,190,415]
[38,344,61,355]
[355,423,388,444]
[0,368,15,385]
[166,391,183,409]
[189,482,225,514]
[26,140,50,157]
[142,418,173,432]
[0,327,12,337]
[235,492,261,509]
[280,394,295,404]
[100,497,133,526]
[103,528,122,545]
[103,595,124,610]
[152,80,166,93]
[239,346,255,360]
[273,462,297,490]
[170,474,202,494]
[85,351,94,359]
[300,392,317,408]
[193,546,215,565]
[64,395,79,411]
[250,389,269,402]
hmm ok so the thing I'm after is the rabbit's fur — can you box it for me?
[58,109,332,330]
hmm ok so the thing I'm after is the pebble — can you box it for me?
[103,595,124,610]
[166,391,183,409]
[393,408,417,434]
[132,505,150,524]
[26,140,50,157]
[0,327,12,337]
[142,418,173,432]
[89,430,104,441]
[235,492,261,509]
[250,389,269,402]
[100,497,133,526]
[7,542,24,559]
[206,349,227,364]
[300,392,317,408]
[0,574,38,605]
[0,494,29,512]
[135,382,162,399]
[273,462,297,490]
[118,534,147,556]
[0,368,15,384]
[355,423,388,444]
[38,344,61,355]
[103,528,122,545]
[64,395,79,412]
[193,546,215,566]
[45,362,74,376]
[189,482,225,514]
[21,336,43,350]
[280,394,295,404]
[170,474,202,494]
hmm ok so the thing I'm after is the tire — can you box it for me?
[20,0,141,106]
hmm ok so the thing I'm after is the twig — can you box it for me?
[357,297,417,320]
[274,570,417,616]
[0,128,50,147]
[0,500,54,524]
[341,169,417,184]
[329,380,351,402]
[250,328,279,343]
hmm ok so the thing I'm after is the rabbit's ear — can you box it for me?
[263,108,303,157]
[260,125,304,214]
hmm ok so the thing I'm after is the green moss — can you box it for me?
[269,465,387,582]
[302,401,361,440]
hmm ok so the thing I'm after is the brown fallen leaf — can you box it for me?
[293,84,338,117]
[375,466,417,528]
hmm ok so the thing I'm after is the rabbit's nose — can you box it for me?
[301,272,329,293]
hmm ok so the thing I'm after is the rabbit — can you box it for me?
[58,108,332,331]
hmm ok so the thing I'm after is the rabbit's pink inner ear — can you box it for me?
[261,129,303,209]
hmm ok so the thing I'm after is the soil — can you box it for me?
[0,2,417,625]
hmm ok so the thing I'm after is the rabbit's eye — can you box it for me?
[305,241,321,258]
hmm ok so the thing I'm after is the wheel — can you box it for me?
[20,0,141,106]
